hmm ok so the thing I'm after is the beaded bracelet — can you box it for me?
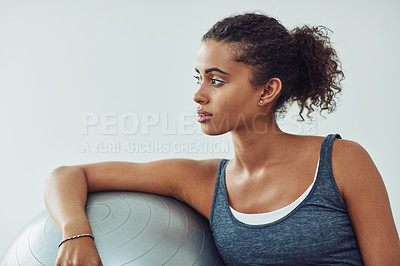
[58,233,94,248]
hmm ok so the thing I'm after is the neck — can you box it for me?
[230,117,291,174]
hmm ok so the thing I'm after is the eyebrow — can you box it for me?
[195,67,230,75]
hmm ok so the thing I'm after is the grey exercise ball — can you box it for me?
[1,192,224,265]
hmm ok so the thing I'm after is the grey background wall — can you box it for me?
[1,0,399,259]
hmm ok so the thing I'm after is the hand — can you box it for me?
[56,236,102,266]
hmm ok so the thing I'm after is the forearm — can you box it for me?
[44,166,91,238]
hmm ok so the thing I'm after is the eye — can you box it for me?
[211,78,224,86]
[193,75,201,85]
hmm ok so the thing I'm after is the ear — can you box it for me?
[258,78,282,105]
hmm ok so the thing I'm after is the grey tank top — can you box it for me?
[209,134,364,265]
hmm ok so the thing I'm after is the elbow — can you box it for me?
[44,166,88,201]
[48,165,85,178]
[48,166,69,177]
[45,166,75,186]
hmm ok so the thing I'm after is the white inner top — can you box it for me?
[229,158,320,225]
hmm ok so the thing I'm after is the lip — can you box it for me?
[196,109,213,123]
[197,109,213,116]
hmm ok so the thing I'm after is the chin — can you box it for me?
[201,124,230,136]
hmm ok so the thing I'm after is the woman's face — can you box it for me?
[194,40,263,135]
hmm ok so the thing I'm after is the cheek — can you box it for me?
[215,95,254,130]
[221,85,255,112]
[216,97,233,112]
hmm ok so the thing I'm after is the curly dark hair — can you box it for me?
[202,13,344,120]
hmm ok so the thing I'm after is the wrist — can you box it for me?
[58,233,94,248]
[61,217,92,239]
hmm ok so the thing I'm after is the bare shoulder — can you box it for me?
[332,138,371,162]
[331,138,400,264]
[162,158,220,187]
[331,138,379,197]
[172,158,221,218]
[175,158,220,177]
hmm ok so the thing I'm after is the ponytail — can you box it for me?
[290,26,344,119]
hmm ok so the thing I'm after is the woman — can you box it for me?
[45,13,400,265]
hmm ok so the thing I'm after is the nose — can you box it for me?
[193,86,209,105]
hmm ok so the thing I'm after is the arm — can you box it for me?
[45,166,100,265]
[332,140,400,265]
[44,159,219,265]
